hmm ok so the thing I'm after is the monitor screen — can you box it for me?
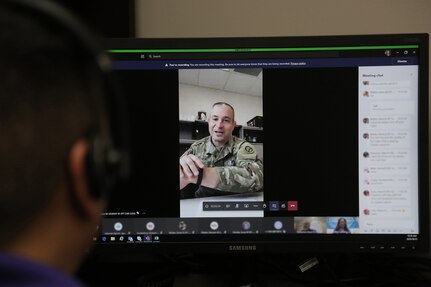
[95,34,429,255]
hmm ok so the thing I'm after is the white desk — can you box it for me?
[180,192,264,218]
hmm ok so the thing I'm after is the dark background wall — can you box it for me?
[61,0,134,37]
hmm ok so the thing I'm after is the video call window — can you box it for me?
[178,69,264,218]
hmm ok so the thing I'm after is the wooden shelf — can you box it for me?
[180,139,196,144]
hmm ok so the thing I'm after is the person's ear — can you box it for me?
[68,138,104,219]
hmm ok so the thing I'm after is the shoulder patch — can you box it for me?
[244,145,254,154]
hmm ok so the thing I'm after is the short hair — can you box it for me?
[0,6,105,246]
[212,102,235,120]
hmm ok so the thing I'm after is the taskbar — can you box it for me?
[99,216,418,238]
[93,233,421,253]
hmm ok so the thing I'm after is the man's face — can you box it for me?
[303,222,310,230]
[209,104,236,147]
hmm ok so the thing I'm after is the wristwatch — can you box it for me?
[196,168,204,186]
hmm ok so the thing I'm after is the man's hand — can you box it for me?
[179,168,198,190]
[179,154,204,177]
[179,155,204,190]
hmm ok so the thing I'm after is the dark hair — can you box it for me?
[0,6,104,245]
[334,217,350,232]
[212,102,235,120]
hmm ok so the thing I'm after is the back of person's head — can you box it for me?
[0,1,107,247]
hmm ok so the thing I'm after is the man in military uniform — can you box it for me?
[179,102,263,198]
[297,221,318,233]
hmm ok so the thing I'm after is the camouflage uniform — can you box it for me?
[181,136,263,196]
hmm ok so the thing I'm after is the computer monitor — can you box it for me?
[95,34,429,257]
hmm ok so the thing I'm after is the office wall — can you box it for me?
[179,84,262,126]
[135,0,430,38]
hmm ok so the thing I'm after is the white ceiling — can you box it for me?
[179,69,262,97]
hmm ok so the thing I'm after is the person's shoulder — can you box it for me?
[233,136,250,150]
[0,254,84,287]
[234,138,259,158]
[233,136,247,144]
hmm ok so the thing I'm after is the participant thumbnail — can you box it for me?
[294,217,326,234]
[326,217,359,234]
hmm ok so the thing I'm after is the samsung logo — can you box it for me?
[229,245,257,251]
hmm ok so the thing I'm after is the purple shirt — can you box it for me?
[0,253,84,287]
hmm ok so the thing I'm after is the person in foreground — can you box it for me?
[179,102,263,198]
[0,1,117,286]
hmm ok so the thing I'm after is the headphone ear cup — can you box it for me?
[85,134,122,199]
[85,137,103,199]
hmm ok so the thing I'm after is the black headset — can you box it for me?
[1,0,130,199]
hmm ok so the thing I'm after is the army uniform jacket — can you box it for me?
[181,136,263,193]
